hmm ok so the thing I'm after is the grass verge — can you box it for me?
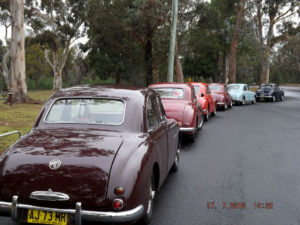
[0,90,54,154]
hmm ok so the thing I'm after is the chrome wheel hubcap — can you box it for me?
[147,186,155,215]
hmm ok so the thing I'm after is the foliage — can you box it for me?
[86,0,173,85]
[25,42,52,89]
[270,34,300,84]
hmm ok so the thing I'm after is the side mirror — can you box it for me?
[201,93,205,98]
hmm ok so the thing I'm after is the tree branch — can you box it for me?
[44,49,55,69]
[273,5,299,24]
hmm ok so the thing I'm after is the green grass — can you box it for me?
[0,90,54,154]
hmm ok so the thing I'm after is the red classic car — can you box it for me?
[188,82,216,121]
[149,83,204,141]
[209,83,233,110]
[0,85,180,225]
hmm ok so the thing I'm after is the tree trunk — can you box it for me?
[115,69,120,84]
[145,21,153,86]
[214,50,219,82]
[53,69,62,91]
[228,0,246,84]
[175,38,184,83]
[44,50,68,91]
[2,50,10,88]
[9,0,28,103]
[261,47,271,84]
[222,51,229,83]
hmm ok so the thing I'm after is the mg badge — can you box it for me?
[49,159,62,170]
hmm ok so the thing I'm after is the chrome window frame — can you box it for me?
[43,97,126,126]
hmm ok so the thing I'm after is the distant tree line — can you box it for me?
[0,0,299,102]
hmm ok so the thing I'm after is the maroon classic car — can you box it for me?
[149,83,204,141]
[209,83,233,110]
[0,85,180,225]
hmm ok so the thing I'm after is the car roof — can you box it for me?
[150,82,193,89]
[188,82,208,87]
[49,85,150,101]
[209,83,225,86]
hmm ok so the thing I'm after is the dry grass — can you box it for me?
[0,90,54,154]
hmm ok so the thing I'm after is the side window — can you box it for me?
[207,87,211,94]
[146,96,160,130]
[243,86,247,91]
[191,87,197,103]
[156,96,167,122]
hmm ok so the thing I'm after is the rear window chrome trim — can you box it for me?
[43,97,126,126]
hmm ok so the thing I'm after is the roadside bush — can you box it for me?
[37,76,53,90]
[26,79,36,90]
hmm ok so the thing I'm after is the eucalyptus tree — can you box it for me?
[228,0,246,83]
[0,0,11,89]
[9,0,29,102]
[26,0,87,90]
[271,34,300,84]
[253,0,300,84]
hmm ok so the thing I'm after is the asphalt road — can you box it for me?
[1,86,300,225]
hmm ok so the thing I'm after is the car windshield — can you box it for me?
[259,85,273,91]
[154,88,185,99]
[228,85,241,91]
[45,98,125,125]
[209,85,223,92]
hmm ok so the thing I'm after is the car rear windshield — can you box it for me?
[154,88,185,99]
[45,98,125,125]
[228,85,241,91]
[209,85,222,92]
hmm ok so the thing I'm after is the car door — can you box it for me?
[207,86,215,113]
[191,86,201,123]
[245,85,252,101]
[146,94,169,180]
[156,96,178,172]
[224,86,231,105]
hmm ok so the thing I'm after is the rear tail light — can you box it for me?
[113,198,124,210]
[114,187,125,196]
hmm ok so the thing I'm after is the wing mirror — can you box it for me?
[201,93,205,98]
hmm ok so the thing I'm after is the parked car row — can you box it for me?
[0,83,284,225]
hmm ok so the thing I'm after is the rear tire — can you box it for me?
[280,95,284,101]
[204,106,210,121]
[212,106,216,116]
[242,97,246,105]
[171,142,180,172]
[224,103,228,110]
[140,174,156,224]
[198,115,204,130]
[189,120,198,142]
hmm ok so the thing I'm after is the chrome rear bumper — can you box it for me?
[180,127,196,133]
[0,196,144,225]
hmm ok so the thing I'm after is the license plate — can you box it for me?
[27,209,68,225]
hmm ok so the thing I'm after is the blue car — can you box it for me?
[256,84,284,102]
[228,83,256,105]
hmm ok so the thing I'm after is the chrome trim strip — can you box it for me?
[30,191,70,201]
[180,127,196,133]
[0,196,144,223]
[0,131,21,139]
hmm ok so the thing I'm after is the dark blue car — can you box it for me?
[256,84,284,102]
